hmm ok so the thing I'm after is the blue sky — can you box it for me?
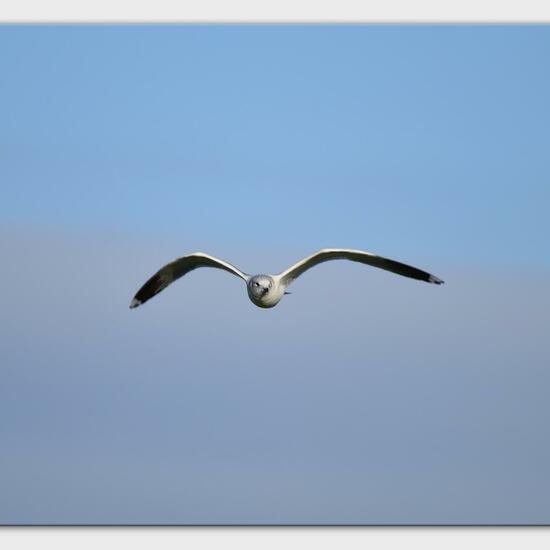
[1,25,549,524]
[2,25,550,265]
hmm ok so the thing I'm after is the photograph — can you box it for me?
[1,22,549,527]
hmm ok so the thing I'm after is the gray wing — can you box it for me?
[130,252,249,308]
[278,248,444,287]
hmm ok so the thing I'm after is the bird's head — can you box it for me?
[248,275,273,299]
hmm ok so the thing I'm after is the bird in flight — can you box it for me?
[130,248,444,310]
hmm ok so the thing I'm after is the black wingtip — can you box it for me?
[130,272,166,309]
[429,275,444,285]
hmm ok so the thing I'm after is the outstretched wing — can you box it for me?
[130,252,249,308]
[278,248,444,287]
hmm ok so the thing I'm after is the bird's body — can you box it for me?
[130,248,444,310]
[247,274,284,308]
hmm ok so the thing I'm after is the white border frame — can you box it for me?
[0,0,549,23]
[1,2,549,548]
[1,527,550,549]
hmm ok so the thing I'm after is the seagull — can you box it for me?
[129,248,444,310]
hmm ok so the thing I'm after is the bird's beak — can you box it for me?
[284,291,292,295]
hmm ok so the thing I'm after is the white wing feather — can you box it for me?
[130,252,249,308]
[278,248,444,287]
